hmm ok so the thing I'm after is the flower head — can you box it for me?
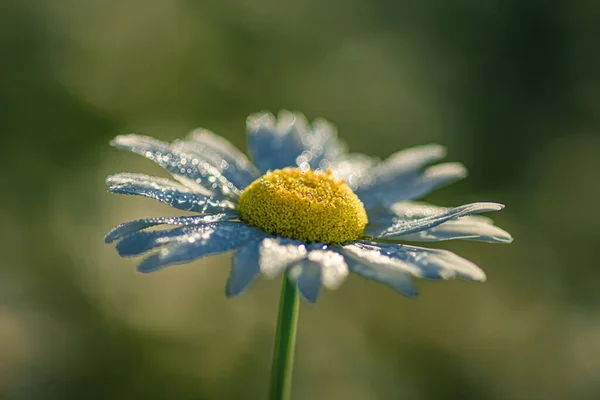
[105,111,512,303]
[238,168,368,243]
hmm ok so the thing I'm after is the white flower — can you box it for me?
[106,111,512,303]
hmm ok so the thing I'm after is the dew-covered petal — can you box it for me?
[367,202,505,239]
[327,153,377,191]
[288,261,322,303]
[338,244,418,298]
[107,173,236,213]
[111,134,241,198]
[258,237,308,279]
[226,238,264,298]
[366,202,512,243]
[279,247,350,302]
[380,242,485,282]
[114,221,250,257]
[358,162,467,207]
[115,225,207,257]
[356,144,467,207]
[247,111,307,173]
[307,249,349,290]
[344,241,486,283]
[105,213,239,243]
[384,219,512,243]
[372,144,448,176]
[297,117,348,171]
[136,223,260,273]
[173,128,259,189]
[247,111,348,174]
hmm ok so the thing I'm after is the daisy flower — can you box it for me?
[105,111,512,303]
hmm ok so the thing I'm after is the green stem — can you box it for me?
[269,272,299,400]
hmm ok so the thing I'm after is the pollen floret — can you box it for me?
[238,168,368,244]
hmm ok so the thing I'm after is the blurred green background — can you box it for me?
[2,0,599,399]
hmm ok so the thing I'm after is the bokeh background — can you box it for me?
[2,0,599,399]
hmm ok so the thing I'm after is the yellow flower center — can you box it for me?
[237,168,368,244]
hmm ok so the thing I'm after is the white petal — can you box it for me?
[105,213,238,243]
[258,238,308,278]
[340,244,419,297]
[344,241,486,283]
[288,261,322,303]
[111,134,241,198]
[366,202,512,243]
[226,239,263,298]
[307,250,349,290]
[374,144,447,176]
[106,173,236,213]
[367,202,505,239]
[355,144,467,206]
[175,128,259,189]
[246,111,351,174]
[136,223,259,273]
